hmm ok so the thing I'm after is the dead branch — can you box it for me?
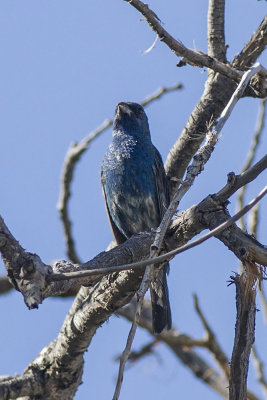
[229,273,257,400]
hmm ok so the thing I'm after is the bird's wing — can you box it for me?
[101,170,126,245]
[150,147,172,333]
[152,146,170,220]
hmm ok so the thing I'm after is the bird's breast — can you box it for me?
[102,140,161,237]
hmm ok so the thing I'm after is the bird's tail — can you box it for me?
[150,262,172,334]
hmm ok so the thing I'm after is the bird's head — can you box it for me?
[113,102,150,137]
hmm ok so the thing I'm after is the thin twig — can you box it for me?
[57,83,182,263]
[113,320,139,400]
[237,99,267,329]
[251,345,267,398]
[237,99,266,230]
[249,199,267,325]
[116,339,159,365]
[193,294,230,379]
[140,83,183,107]
[113,254,156,399]
[247,168,267,397]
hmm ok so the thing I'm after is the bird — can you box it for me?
[101,102,172,334]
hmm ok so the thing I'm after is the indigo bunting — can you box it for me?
[101,102,171,333]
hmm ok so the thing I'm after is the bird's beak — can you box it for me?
[116,103,133,117]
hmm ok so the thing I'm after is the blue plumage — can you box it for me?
[101,102,171,333]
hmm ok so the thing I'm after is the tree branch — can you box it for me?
[1,155,267,307]
[232,16,267,71]
[207,0,226,62]
[193,294,230,379]
[120,299,230,398]
[229,273,257,400]
[237,99,266,229]
[124,0,267,99]
[164,13,267,195]
[124,0,242,80]
[251,345,267,398]
[1,157,266,400]
[0,374,43,400]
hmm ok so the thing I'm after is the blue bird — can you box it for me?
[101,102,172,334]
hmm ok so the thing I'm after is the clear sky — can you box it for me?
[0,1,266,399]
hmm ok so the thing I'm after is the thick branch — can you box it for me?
[229,273,256,400]
[0,374,43,400]
[1,164,266,400]
[0,267,144,399]
[1,157,267,306]
[207,0,226,61]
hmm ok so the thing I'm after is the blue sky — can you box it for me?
[0,1,266,399]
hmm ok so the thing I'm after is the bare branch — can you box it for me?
[207,0,226,61]
[248,184,267,328]
[229,273,257,400]
[124,0,267,101]
[51,184,267,282]
[121,339,159,365]
[216,154,267,202]
[0,267,145,399]
[237,99,266,229]
[1,181,266,399]
[0,374,43,400]
[1,155,267,307]
[251,345,267,398]
[258,283,267,327]
[120,299,230,398]
[120,298,260,400]
[139,83,183,107]
[232,16,267,71]
[165,14,266,196]
[113,310,139,400]
[193,294,230,378]
[124,0,242,80]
